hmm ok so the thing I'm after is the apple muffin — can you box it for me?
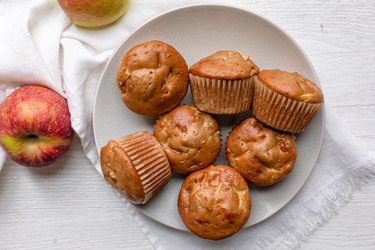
[226,117,297,186]
[252,69,324,133]
[100,131,172,204]
[154,105,221,174]
[178,165,251,240]
[189,50,259,114]
[117,40,189,116]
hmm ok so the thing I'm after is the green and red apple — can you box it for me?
[0,85,74,167]
[58,0,130,28]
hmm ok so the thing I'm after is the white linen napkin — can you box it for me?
[0,0,170,170]
[0,1,374,249]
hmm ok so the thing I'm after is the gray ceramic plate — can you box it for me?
[93,4,324,230]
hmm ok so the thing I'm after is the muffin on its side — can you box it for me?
[100,131,172,204]
[178,165,251,240]
[226,117,297,186]
[154,105,221,174]
[117,40,189,116]
[189,50,259,114]
[253,69,324,133]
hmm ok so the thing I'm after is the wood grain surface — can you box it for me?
[1,0,374,249]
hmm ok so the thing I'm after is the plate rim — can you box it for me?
[92,3,326,231]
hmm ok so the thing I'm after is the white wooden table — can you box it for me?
[1,0,374,249]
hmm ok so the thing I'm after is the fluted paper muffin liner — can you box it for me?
[189,74,254,114]
[252,76,322,133]
[115,131,172,204]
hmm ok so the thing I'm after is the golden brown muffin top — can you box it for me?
[178,165,251,240]
[117,40,188,116]
[154,105,221,174]
[258,69,324,103]
[189,50,259,80]
[101,139,145,204]
[226,117,297,186]
[100,131,171,204]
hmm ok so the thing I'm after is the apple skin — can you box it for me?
[0,85,74,167]
[58,0,130,28]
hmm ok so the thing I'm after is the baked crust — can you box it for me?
[258,69,324,103]
[226,117,297,186]
[100,131,172,204]
[117,40,188,115]
[178,165,251,240]
[189,50,259,80]
[154,105,221,173]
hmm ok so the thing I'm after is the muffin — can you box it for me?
[117,40,189,116]
[100,131,172,204]
[252,69,324,133]
[154,105,221,174]
[226,117,297,186]
[189,50,259,114]
[178,165,251,240]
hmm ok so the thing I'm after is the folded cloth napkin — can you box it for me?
[0,0,170,170]
[0,1,374,250]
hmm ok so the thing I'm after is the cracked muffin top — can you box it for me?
[226,117,297,186]
[178,165,251,240]
[154,105,221,174]
[117,40,188,116]
[100,131,172,204]
[189,50,259,80]
[257,69,324,103]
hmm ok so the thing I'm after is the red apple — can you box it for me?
[58,0,130,28]
[0,85,74,167]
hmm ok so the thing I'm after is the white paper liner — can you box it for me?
[189,74,254,114]
[253,76,323,133]
[116,131,171,204]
